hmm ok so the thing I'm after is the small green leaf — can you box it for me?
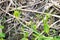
[44,23,50,34]
[31,25,37,30]
[45,13,51,19]
[0,25,4,29]
[21,38,28,40]
[24,32,29,38]
[43,19,50,34]
[43,13,50,34]
[0,33,5,38]
[13,10,21,18]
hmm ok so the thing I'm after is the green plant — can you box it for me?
[13,10,60,40]
[43,13,50,34]
[0,25,5,40]
[21,26,28,40]
[13,10,21,19]
[30,22,44,40]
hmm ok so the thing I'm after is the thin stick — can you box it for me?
[50,20,60,27]
[10,7,60,18]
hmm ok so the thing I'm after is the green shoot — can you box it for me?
[21,31,29,40]
[13,10,21,19]
[43,13,50,34]
[0,25,5,40]
[0,33,5,38]
[0,25,4,29]
[21,38,28,40]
